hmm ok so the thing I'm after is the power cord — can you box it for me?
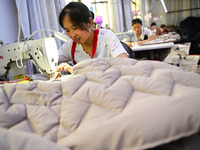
[16,0,23,68]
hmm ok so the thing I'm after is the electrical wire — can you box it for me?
[15,0,49,68]
[24,28,68,45]
[24,29,45,45]
[15,0,67,70]
[16,0,24,68]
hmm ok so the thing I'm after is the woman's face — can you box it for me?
[151,25,156,30]
[62,15,92,44]
[132,23,142,35]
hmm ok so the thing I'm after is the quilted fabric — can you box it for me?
[0,127,68,150]
[0,57,200,150]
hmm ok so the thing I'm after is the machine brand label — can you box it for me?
[0,56,4,59]
[14,74,24,80]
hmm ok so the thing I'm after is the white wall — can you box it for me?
[0,0,18,44]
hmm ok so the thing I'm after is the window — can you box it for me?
[82,0,112,29]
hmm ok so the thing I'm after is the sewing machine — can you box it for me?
[0,37,58,81]
[115,31,137,42]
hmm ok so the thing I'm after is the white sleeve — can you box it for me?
[58,41,73,63]
[145,28,153,37]
[105,30,128,57]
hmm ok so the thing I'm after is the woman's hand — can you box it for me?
[56,63,73,74]
[136,34,156,45]
[46,71,61,80]
[136,40,144,45]
[117,53,129,58]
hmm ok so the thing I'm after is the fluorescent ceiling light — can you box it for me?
[160,0,168,13]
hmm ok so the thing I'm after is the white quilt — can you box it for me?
[0,57,200,150]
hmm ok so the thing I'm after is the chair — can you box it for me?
[120,41,135,59]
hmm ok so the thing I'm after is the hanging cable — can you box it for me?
[16,0,24,68]
[24,28,68,45]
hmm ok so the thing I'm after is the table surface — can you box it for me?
[125,42,174,52]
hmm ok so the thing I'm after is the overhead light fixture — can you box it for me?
[160,0,168,13]
[53,31,68,43]
[91,1,108,4]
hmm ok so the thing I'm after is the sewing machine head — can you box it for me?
[28,38,58,74]
[115,31,137,42]
[0,37,58,81]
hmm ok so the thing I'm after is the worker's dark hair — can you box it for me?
[59,2,91,31]
[90,11,95,20]
[160,24,166,28]
[150,22,157,27]
[132,18,142,26]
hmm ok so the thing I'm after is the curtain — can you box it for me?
[110,0,133,33]
[166,0,200,26]
[141,0,147,26]
[110,0,124,33]
[122,0,132,31]
[15,0,66,74]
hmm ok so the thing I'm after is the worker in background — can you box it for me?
[160,24,168,34]
[57,2,128,74]
[150,22,162,36]
[131,18,155,45]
